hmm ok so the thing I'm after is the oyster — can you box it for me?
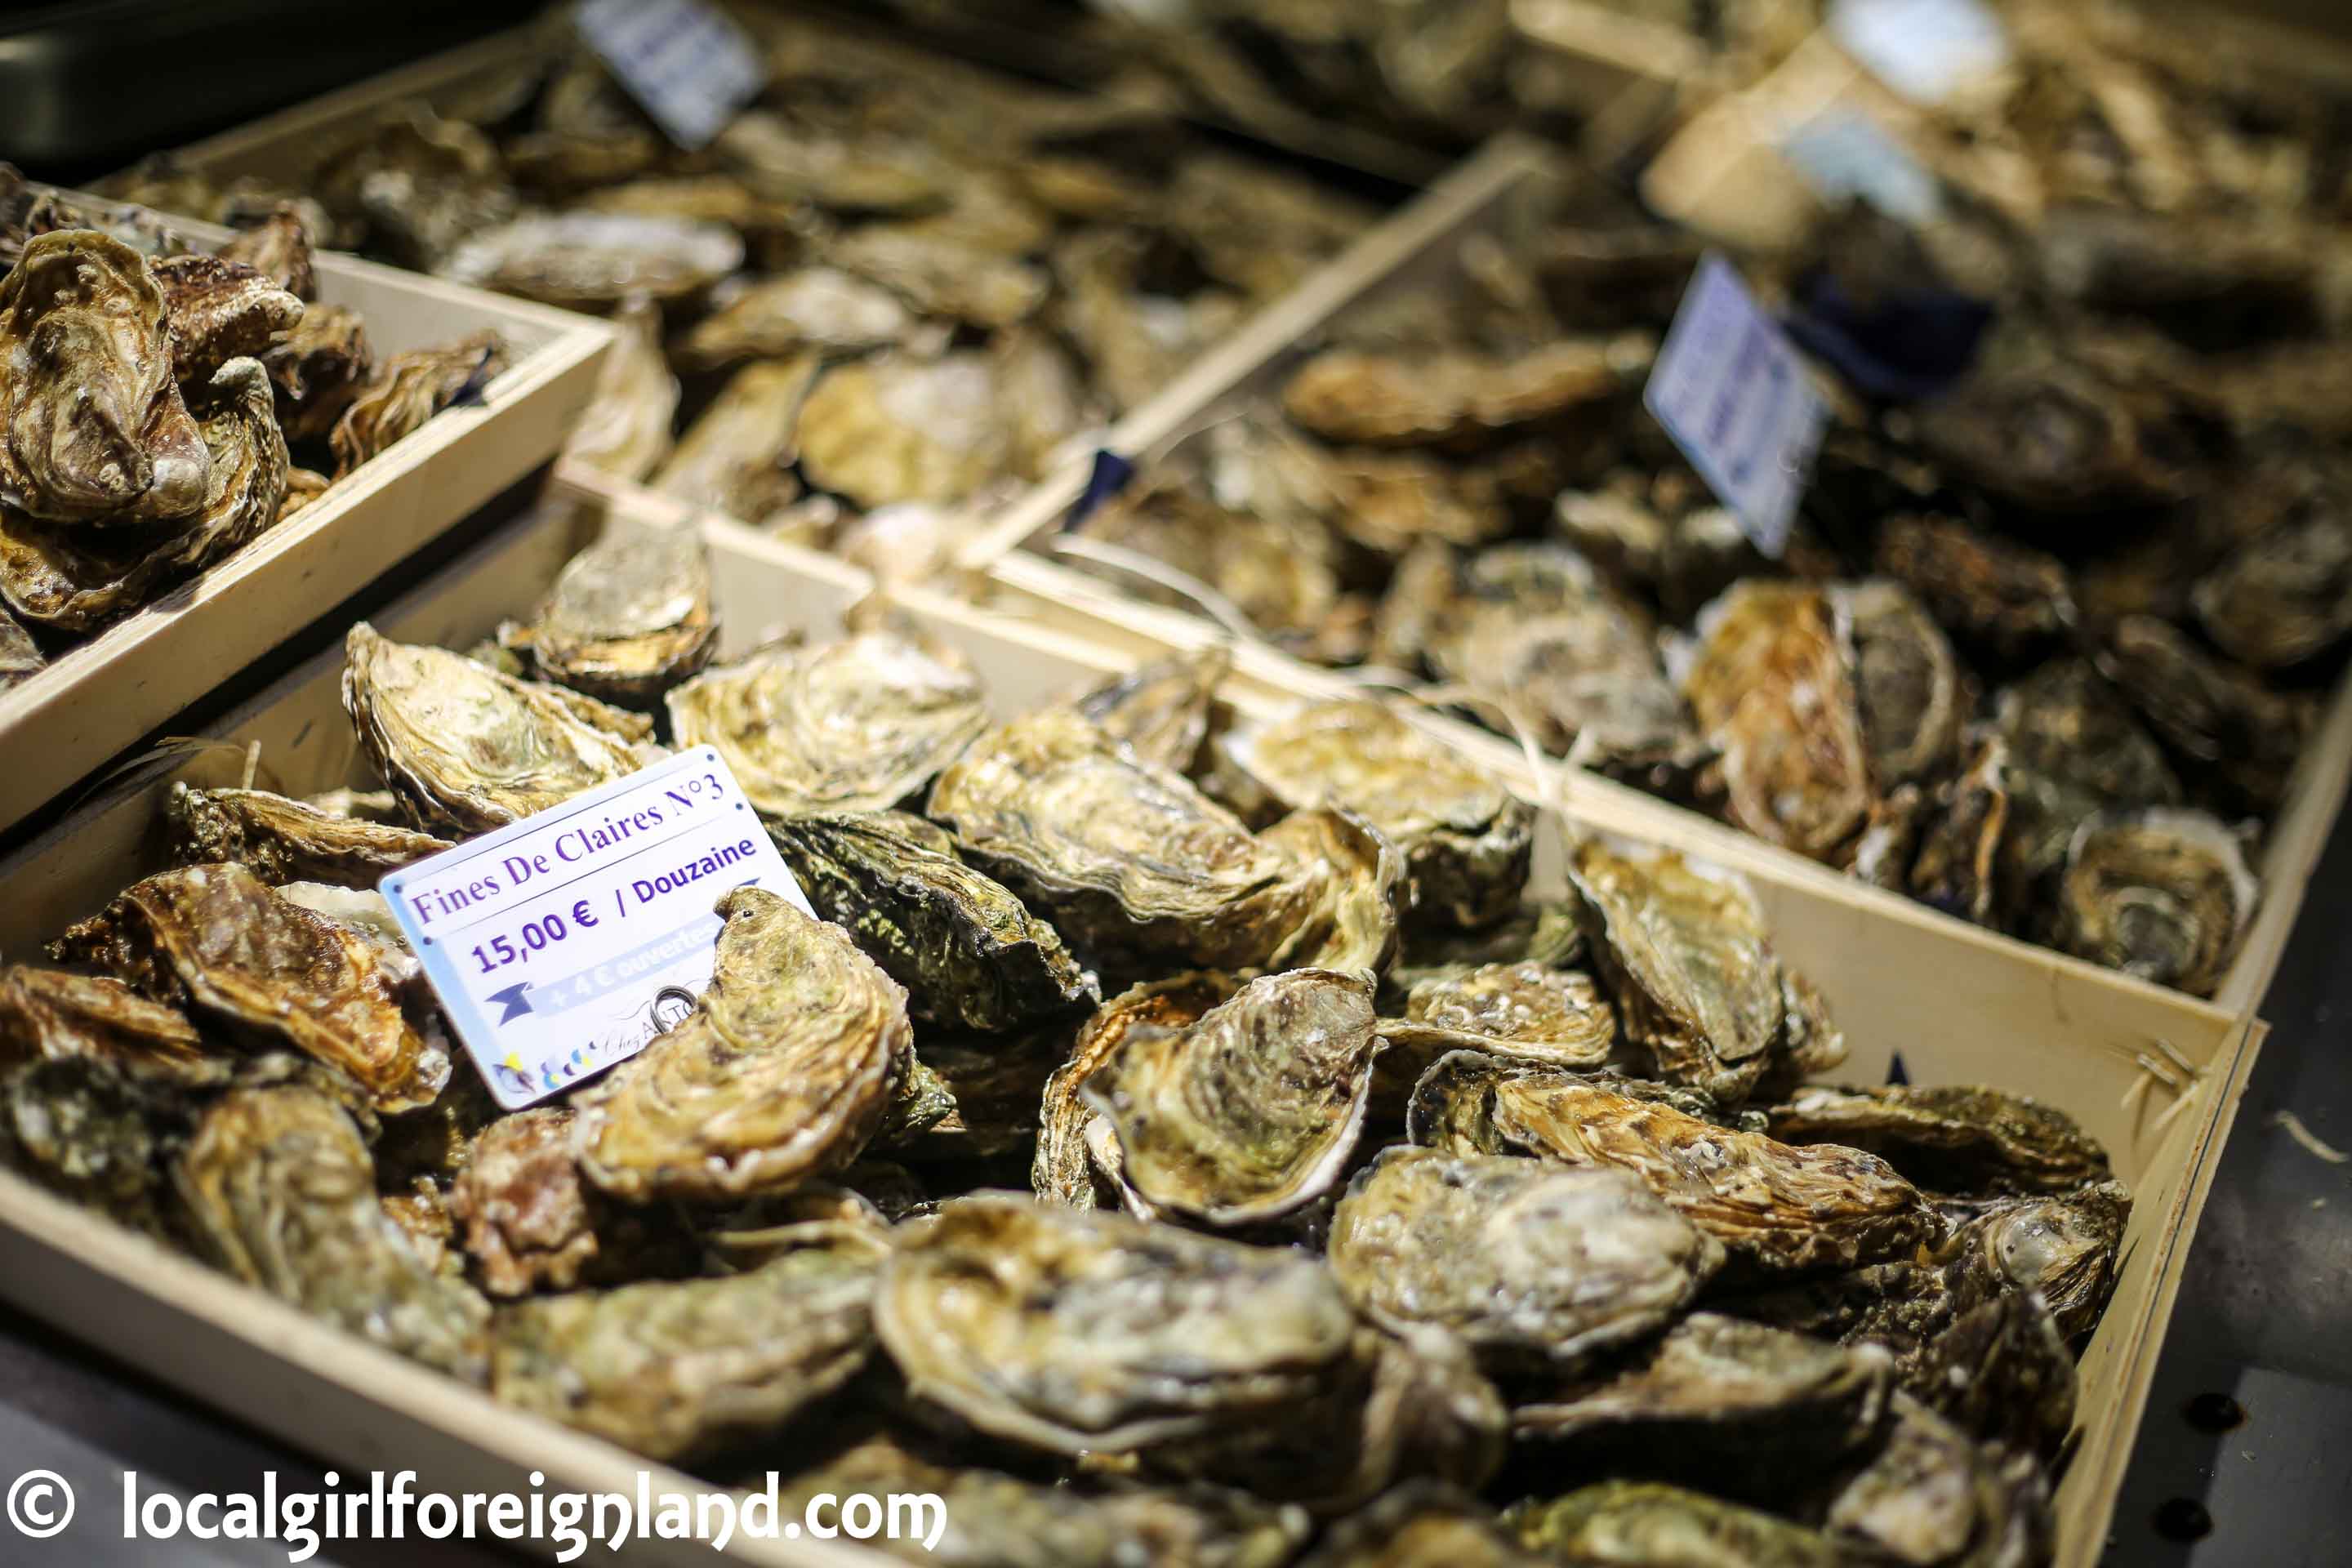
[329,330,509,479]
[768,810,1094,1032]
[1510,1315,1894,1497]
[827,226,1049,332]
[1033,973,1239,1209]
[1907,1293,2076,1459]
[795,353,1013,509]
[1508,1481,1848,1566]
[1907,732,2010,927]
[2058,808,2255,997]
[344,622,659,832]
[491,1245,876,1462]
[1683,582,1873,861]
[1874,515,2074,666]
[2190,480,2352,670]
[451,1108,606,1296]
[1072,646,1231,775]
[666,629,987,816]
[1837,581,1962,791]
[276,466,330,523]
[1297,1486,1540,1568]
[176,1085,488,1381]
[1,1054,180,1229]
[929,709,1317,973]
[150,252,304,382]
[1568,841,1785,1103]
[439,214,742,309]
[516,529,715,708]
[258,303,373,444]
[164,782,451,889]
[886,1029,1070,1161]
[318,109,514,270]
[216,204,316,300]
[679,269,913,368]
[875,1193,1357,1455]
[0,965,217,1085]
[1409,1053,1935,1273]
[1824,1396,2051,1568]
[1993,657,2181,909]
[1281,338,1642,448]
[1950,1180,2132,1341]
[1082,968,1379,1225]
[1766,1084,2109,1198]
[1392,962,1617,1070]
[1213,700,1534,929]
[651,354,819,525]
[1328,1147,1720,1369]
[1258,806,1405,976]
[575,888,911,1203]
[2096,614,2309,810]
[560,296,677,481]
[52,862,449,1113]
[1913,344,2189,512]
[1,354,287,631]
[0,604,38,688]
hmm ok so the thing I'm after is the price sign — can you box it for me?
[575,0,767,151]
[1829,0,2009,106]
[1643,253,1828,560]
[381,747,808,1109]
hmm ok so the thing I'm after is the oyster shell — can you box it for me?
[1683,582,1873,860]
[1510,1315,1895,1497]
[560,296,677,481]
[2190,482,2352,670]
[1993,657,2182,914]
[1906,1293,2076,1459]
[1392,961,1617,1070]
[1907,732,2010,927]
[1837,581,1962,791]
[874,1192,1357,1455]
[884,1029,1070,1162]
[343,621,662,833]
[1258,806,1405,976]
[929,709,1316,973]
[150,252,304,383]
[2096,613,2309,810]
[651,354,819,525]
[216,204,316,300]
[1328,1147,1720,1369]
[1913,344,2189,512]
[518,529,716,709]
[769,809,1094,1032]
[796,353,1012,509]
[1824,1396,2051,1568]
[0,230,209,523]
[1082,968,1379,1225]
[176,1085,488,1381]
[1874,514,2074,666]
[318,109,514,270]
[1033,973,1239,1210]
[1281,338,1643,448]
[329,330,507,479]
[1949,1180,2132,1342]
[2058,808,2255,997]
[575,888,911,1203]
[490,1245,876,1461]
[1213,700,1534,930]
[1071,646,1232,775]
[258,303,373,444]
[0,965,217,1086]
[679,269,913,368]
[1410,1053,1935,1273]
[0,604,38,688]
[276,465,330,523]
[1568,841,1785,1103]
[440,214,742,309]
[163,782,450,889]
[1297,1485,1540,1568]
[1,1054,180,1230]
[52,862,449,1114]
[451,1107,625,1297]
[1508,1481,1847,1567]
[666,630,987,816]
[1765,1084,2109,1198]
[828,225,1049,330]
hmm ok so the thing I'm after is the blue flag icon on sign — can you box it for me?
[488,982,535,1024]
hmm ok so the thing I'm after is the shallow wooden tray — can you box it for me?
[0,492,2266,1566]
[0,195,612,843]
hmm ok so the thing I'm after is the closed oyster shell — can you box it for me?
[216,205,316,301]
[1410,1053,1934,1273]
[651,354,819,525]
[1083,968,1379,1225]
[575,888,911,1203]
[1907,731,2010,927]
[0,230,209,523]
[329,330,508,479]
[2191,488,2352,670]
[521,530,716,708]
[440,214,742,309]
[343,621,662,833]
[0,603,39,688]
[1824,1395,2052,1568]
[796,354,1013,509]
[1329,1147,1720,1370]
[666,630,987,816]
[1683,581,1873,860]
[1297,1484,1540,1568]
[1569,841,1784,1104]
[1508,1481,1849,1566]
[1214,700,1534,930]
[874,1193,1358,1455]
[1259,806,1405,977]
[559,296,677,481]
[0,964,218,1086]
[2096,614,2309,810]
[679,269,913,368]
[1904,1293,2076,1459]
[829,225,1049,330]
[1836,580,1962,791]
[2058,808,2255,996]
[1033,973,1239,1210]
[1766,1084,2109,1198]
[1071,646,1232,775]
[52,862,449,1114]
[1949,1181,2132,1342]
[150,252,304,383]
[929,709,1316,973]
[1281,338,1643,448]
[1874,514,2074,666]
[768,809,1094,1031]
[318,109,514,270]
[176,1085,488,1381]
[490,1245,876,1461]
[2,1053,184,1230]
[164,782,450,889]
[258,303,373,444]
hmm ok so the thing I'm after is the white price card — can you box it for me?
[1829,0,2009,106]
[575,0,767,151]
[380,747,808,1110]
[1642,253,1828,560]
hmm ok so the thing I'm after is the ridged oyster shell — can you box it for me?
[440,213,742,309]
[2059,808,2256,997]
[164,782,450,889]
[259,302,372,443]
[1032,973,1239,1210]
[650,354,817,525]
[1281,338,1642,448]
[575,888,911,1203]
[678,269,913,368]
[559,296,676,481]
[795,353,1013,510]
[150,252,304,383]
[1764,1084,2111,1197]
[343,621,662,833]
[0,964,216,1085]
[1071,646,1231,775]
[514,528,716,708]
[329,330,508,479]
[666,629,988,816]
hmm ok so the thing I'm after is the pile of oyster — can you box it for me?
[104,13,1376,586]
[0,172,507,690]
[2,528,2126,1565]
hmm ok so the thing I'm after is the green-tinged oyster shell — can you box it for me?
[1508,1481,1850,1567]
[1949,1180,2132,1341]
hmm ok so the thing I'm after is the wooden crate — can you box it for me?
[959,131,2352,1025]
[0,493,2267,1566]
[0,194,612,842]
